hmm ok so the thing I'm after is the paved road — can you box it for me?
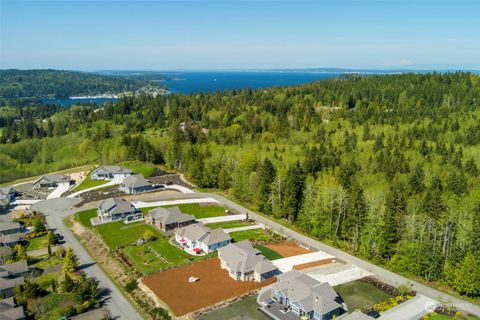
[381,294,438,320]
[140,191,480,316]
[32,198,143,320]
[222,223,263,233]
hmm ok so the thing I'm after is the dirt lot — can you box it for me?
[265,240,311,257]
[293,258,335,270]
[141,258,275,317]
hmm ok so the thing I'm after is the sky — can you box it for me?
[0,0,479,71]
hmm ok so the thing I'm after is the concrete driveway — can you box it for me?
[380,294,438,320]
[272,251,334,273]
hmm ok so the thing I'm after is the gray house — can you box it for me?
[146,207,195,232]
[0,261,29,279]
[97,198,141,222]
[0,234,21,248]
[120,174,154,194]
[218,240,278,282]
[0,247,13,265]
[0,223,22,236]
[175,224,231,254]
[0,277,24,298]
[0,187,15,211]
[264,270,347,320]
[0,297,25,320]
[32,174,72,190]
[91,166,132,180]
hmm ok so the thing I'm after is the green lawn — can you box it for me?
[73,174,108,191]
[27,236,50,251]
[95,221,163,248]
[33,272,60,291]
[121,160,156,177]
[230,229,273,243]
[334,280,393,312]
[123,237,211,274]
[255,245,284,260]
[427,315,480,320]
[199,295,267,320]
[141,203,226,219]
[77,208,97,228]
[30,293,76,320]
[204,220,253,229]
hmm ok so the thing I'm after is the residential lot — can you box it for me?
[142,258,275,317]
[334,279,393,312]
[230,228,274,242]
[264,240,311,257]
[198,295,267,320]
[95,220,163,248]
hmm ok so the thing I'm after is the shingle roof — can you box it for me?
[96,165,132,175]
[0,297,25,320]
[218,240,277,275]
[0,277,24,291]
[339,311,372,320]
[0,187,13,197]
[122,174,152,189]
[148,207,195,225]
[0,261,28,278]
[33,174,70,185]
[272,270,343,315]
[0,234,20,245]
[98,198,137,216]
[0,222,21,233]
[202,228,232,246]
[0,247,12,258]
[176,223,210,241]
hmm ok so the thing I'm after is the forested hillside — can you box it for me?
[1,72,480,299]
[0,69,158,105]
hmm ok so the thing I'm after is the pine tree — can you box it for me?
[255,158,276,213]
[382,179,406,260]
[343,181,367,252]
[63,246,79,274]
[408,163,425,194]
[444,253,480,297]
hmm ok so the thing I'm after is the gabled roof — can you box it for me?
[0,234,20,244]
[94,165,132,175]
[98,198,137,216]
[202,228,232,246]
[148,207,195,225]
[176,223,210,241]
[0,261,28,278]
[0,187,13,197]
[0,246,12,258]
[122,174,151,189]
[0,222,21,233]
[271,270,343,316]
[339,311,372,320]
[0,297,25,320]
[33,173,70,185]
[218,240,277,275]
[0,277,24,291]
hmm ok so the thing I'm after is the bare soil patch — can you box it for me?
[293,258,335,270]
[265,240,311,257]
[141,258,274,317]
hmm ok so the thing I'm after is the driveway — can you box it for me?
[198,214,247,224]
[272,251,334,273]
[305,262,373,286]
[67,178,124,198]
[380,294,438,320]
[131,197,219,208]
[31,198,143,320]
[47,184,71,199]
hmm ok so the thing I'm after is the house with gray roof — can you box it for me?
[0,277,24,298]
[0,247,13,265]
[0,297,25,320]
[218,240,278,282]
[0,187,15,211]
[338,311,372,320]
[175,223,231,254]
[263,270,347,320]
[32,174,72,190]
[0,234,21,248]
[146,207,196,232]
[91,165,132,180]
[120,174,154,194]
[0,261,29,279]
[97,197,141,222]
[0,222,22,236]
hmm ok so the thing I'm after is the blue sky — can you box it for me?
[0,1,479,70]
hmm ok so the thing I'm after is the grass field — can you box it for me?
[141,203,226,219]
[123,237,210,274]
[334,280,392,312]
[33,272,59,291]
[77,208,97,228]
[204,220,253,229]
[95,221,163,248]
[199,295,267,320]
[34,293,76,320]
[255,245,284,260]
[121,160,156,177]
[230,229,273,243]
[73,174,107,191]
[27,236,50,251]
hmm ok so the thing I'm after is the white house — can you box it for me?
[32,174,72,190]
[91,166,132,180]
[175,224,231,254]
[0,187,15,211]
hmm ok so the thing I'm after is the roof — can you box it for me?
[0,277,24,291]
[148,207,195,226]
[0,261,28,278]
[339,311,372,320]
[98,198,137,216]
[0,247,12,258]
[218,240,277,275]
[271,270,342,315]
[0,297,25,320]
[0,222,21,233]
[33,173,70,185]
[0,187,13,197]
[95,165,132,175]
[176,223,210,241]
[0,235,20,245]
[70,308,105,320]
[123,174,152,189]
[202,228,231,245]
